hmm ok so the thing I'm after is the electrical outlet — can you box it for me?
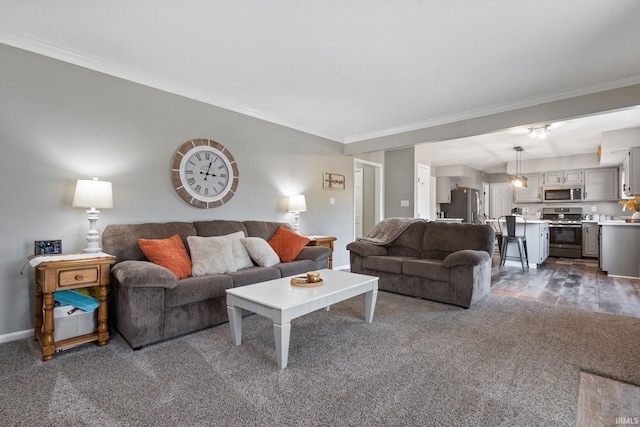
[329,197,335,205]
[591,206,597,212]
[401,200,410,207]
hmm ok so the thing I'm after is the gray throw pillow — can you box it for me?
[241,237,281,267]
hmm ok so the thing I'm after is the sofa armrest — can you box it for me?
[111,260,179,289]
[442,250,490,268]
[346,241,388,258]
[295,246,331,261]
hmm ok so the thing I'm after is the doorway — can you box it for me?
[416,164,430,219]
[354,159,383,239]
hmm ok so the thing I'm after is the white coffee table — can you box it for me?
[226,269,378,369]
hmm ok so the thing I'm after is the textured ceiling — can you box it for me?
[2,1,640,169]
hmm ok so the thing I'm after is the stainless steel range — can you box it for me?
[542,207,583,258]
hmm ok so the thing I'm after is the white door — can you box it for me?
[354,167,363,238]
[416,164,429,219]
[490,183,512,218]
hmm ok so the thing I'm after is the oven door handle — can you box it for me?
[549,224,582,228]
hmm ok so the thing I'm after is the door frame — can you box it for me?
[353,158,384,240]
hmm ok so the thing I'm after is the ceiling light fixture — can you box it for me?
[527,124,551,139]
[510,146,528,188]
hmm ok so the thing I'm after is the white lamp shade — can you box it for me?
[288,194,307,213]
[72,178,113,209]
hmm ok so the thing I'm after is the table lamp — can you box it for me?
[72,177,113,253]
[288,194,307,233]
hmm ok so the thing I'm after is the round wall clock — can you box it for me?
[170,139,239,208]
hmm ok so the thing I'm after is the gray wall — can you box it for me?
[384,148,415,217]
[0,44,354,338]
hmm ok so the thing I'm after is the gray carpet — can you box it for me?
[1,292,639,426]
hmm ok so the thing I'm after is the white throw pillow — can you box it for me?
[241,237,281,267]
[226,231,254,270]
[187,235,237,276]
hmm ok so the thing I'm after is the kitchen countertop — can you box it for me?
[598,220,640,226]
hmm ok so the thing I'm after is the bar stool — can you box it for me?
[488,220,503,257]
[498,215,529,271]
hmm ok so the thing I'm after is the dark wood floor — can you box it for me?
[491,256,640,426]
[491,257,640,318]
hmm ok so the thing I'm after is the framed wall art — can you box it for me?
[322,172,345,190]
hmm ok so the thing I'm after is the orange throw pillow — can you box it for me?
[268,226,310,262]
[138,234,192,279]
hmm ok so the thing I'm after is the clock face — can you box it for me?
[170,139,239,208]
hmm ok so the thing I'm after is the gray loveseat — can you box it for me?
[102,220,330,349]
[347,220,494,308]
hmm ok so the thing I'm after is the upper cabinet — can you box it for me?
[543,170,583,186]
[584,168,619,201]
[436,177,453,203]
[622,147,640,197]
[514,174,542,202]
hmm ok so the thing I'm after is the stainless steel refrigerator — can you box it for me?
[441,188,480,223]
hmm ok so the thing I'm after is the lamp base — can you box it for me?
[293,212,301,234]
[83,209,103,253]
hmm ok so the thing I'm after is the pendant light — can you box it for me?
[510,146,528,188]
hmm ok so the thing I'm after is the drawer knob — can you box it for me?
[74,274,84,281]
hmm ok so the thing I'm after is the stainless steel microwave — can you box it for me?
[542,186,583,203]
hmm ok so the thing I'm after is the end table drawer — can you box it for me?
[58,267,99,287]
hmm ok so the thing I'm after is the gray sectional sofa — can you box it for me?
[102,220,330,349]
[347,220,494,308]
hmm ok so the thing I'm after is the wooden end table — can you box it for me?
[33,255,115,361]
[306,236,337,269]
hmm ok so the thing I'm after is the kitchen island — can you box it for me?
[599,220,640,278]
[486,219,550,268]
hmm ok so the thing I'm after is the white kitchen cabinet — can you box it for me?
[514,174,542,202]
[582,222,599,257]
[622,147,640,197]
[543,171,562,185]
[535,221,550,264]
[584,167,619,201]
[436,177,453,203]
[543,170,583,185]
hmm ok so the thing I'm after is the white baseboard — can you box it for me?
[0,329,32,344]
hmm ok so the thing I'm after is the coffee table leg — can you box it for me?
[227,305,243,345]
[273,322,291,369]
[365,289,378,323]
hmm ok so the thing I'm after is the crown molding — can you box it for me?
[343,74,640,144]
[3,29,640,146]
[0,31,344,143]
